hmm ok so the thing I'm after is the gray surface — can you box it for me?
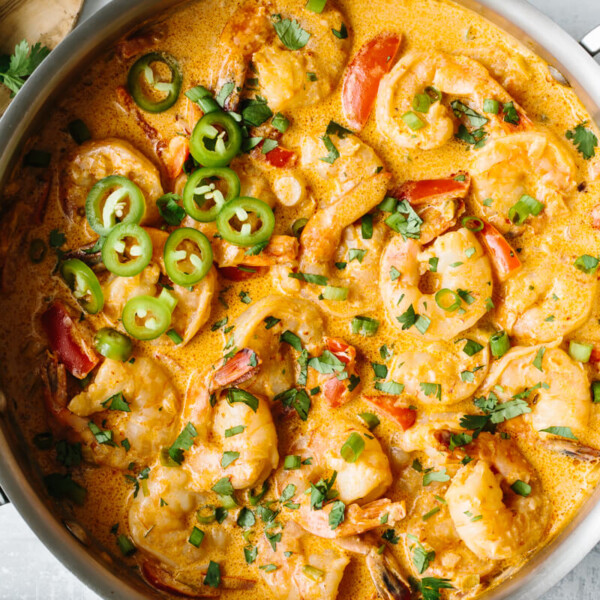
[1,0,600,599]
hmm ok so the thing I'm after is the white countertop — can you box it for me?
[1,1,600,599]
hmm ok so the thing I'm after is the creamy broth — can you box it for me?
[2,0,600,598]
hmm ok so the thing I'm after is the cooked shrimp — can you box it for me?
[214,0,350,112]
[181,366,279,491]
[60,138,163,239]
[129,465,256,597]
[445,433,550,561]
[482,345,592,442]
[494,247,597,344]
[256,521,349,600]
[471,131,577,234]
[395,412,464,459]
[405,489,495,592]
[43,356,180,470]
[276,420,405,540]
[376,50,527,150]
[102,228,217,345]
[388,330,490,406]
[380,228,493,340]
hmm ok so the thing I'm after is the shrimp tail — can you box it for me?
[209,348,262,392]
[366,548,413,600]
[543,438,600,462]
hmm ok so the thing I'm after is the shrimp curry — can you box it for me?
[2,0,600,598]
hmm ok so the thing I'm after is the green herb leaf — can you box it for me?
[328,500,346,529]
[227,388,259,412]
[168,422,198,464]
[272,15,311,50]
[566,123,598,160]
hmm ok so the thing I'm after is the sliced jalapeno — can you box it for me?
[94,328,133,362]
[122,295,172,340]
[102,223,153,277]
[190,111,242,168]
[216,197,275,247]
[127,52,182,113]
[85,175,146,236]
[60,259,104,314]
[164,228,213,286]
[183,167,240,222]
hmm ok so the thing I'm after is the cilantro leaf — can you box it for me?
[271,15,311,50]
[566,123,598,160]
[0,40,50,96]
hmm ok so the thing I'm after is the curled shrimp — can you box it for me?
[230,295,360,406]
[387,330,490,406]
[494,246,597,344]
[297,134,390,315]
[43,356,180,470]
[376,50,528,150]
[181,362,279,491]
[102,228,217,345]
[214,0,350,112]
[445,433,550,561]
[60,138,163,240]
[481,345,595,450]
[471,131,577,234]
[380,228,493,341]
[276,419,405,541]
[129,465,256,596]
[256,521,350,600]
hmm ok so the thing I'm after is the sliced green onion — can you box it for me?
[340,432,365,463]
[508,194,544,225]
[483,99,500,114]
[351,316,379,337]
[322,285,349,301]
[117,534,136,556]
[422,506,441,521]
[592,381,600,403]
[435,289,461,312]
[569,340,593,363]
[490,330,510,358]
[94,328,133,361]
[359,412,380,430]
[361,214,373,239]
[197,505,217,524]
[424,86,441,102]
[461,216,484,232]
[68,119,91,145]
[412,93,431,113]
[218,493,238,509]
[402,111,425,131]
[511,480,531,497]
[284,455,302,470]
[302,565,325,581]
[166,329,183,344]
[305,0,327,12]
[292,218,308,238]
[188,526,205,547]
[378,197,398,212]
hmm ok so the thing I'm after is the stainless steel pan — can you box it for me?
[0,0,599,598]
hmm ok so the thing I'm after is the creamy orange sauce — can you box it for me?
[1,0,600,598]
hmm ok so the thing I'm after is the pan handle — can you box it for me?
[0,485,9,506]
[581,25,600,56]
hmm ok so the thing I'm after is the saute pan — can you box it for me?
[0,0,599,598]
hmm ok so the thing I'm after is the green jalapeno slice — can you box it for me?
[122,295,172,340]
[102,223,153,277]
[216,197,275,247]
[85,175,146,236]
[60,259,104,314]
[127,52,182,113]
[164,228,213,286]
[183,167,240,222]
[94,328,133,362]
[189,111,242,168]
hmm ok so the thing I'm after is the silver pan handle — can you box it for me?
[581,25,600,56]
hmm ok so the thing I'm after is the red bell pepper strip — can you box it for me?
[364,395,417,431]
[392,172,470,205]
[342,32,402,131]
[252,141,297,168]
[478,221,522,281]
[41,301,100,379]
